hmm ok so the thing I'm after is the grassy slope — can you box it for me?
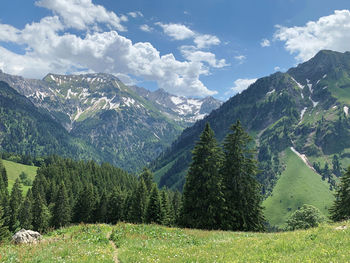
[2,222,350,262]
[3,159,37,195]
[263,148,334,228]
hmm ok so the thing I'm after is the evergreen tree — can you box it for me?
[0,160,8,188]
[19,189,34,229]
[96,190,108,223]
[172,191,182,225]
[140,168,154,193]
[221,120,265,231]
[9,179,23,232]
[332,155,342,177]
[32,194,51,233]
[74,184,96,223]
[145,185,163,224]
[181,123,224,230]
[108,187,126,224]
[330,167,350,221]
[0,205,10,242]
[129,178,148,223]
[160,190,172,226]
[52,182,71,228]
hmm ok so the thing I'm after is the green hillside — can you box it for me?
[263,148,334,228]
[1,221,350,262]
[3,159,37,194]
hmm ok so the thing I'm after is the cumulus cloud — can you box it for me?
[260,38,270,47]
[180,46,228,68]
[155,22,195,40]
[156,22,221,49]
[194,34,220,49]
[230,78,257,94]
[0,1,221,97]
[140,24,153,32]
[274,66,281,71]
[35,0,127,31]
[274,10,350,61]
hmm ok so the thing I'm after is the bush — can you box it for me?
[286,204,325,230]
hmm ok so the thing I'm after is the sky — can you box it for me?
[0,0,350,100]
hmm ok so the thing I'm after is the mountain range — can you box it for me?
[0,71,221,171]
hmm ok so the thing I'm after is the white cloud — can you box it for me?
[35,0,126,31]
[140,24,153,32]
[274,10,350,61]
[128,11,143,18]
[194,34,220,49]
[234,55,246,64]
[274,66,281,71]
[155,22,195,40]
[230,78,257,94]
[260,38,270,47]
[180,46,228,68]
[155,22,220,49]
[0,18,217,97]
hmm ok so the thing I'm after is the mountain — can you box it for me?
[0,71,221,171]
[152,50,350,224]
[0,81,102,161]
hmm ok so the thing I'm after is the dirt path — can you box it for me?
[107,231,119,263]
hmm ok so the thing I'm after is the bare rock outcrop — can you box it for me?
[12,229,42,244]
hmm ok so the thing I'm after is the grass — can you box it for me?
[2,221,350,262]
[0,224,115,263]
[2,159,37,195]
[263,148,334,228]
[111,221,350,262]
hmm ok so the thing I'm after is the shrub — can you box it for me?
[286,204,325,230]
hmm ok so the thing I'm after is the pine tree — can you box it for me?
[19,189,34,229]
[52,182,71,228]
[0,161,8,188]
[129,178,148,223]
[32,194,51,233]
[9,179,23,232]
[221,120,265,231]
[181,123,224,230]
[145,185,163,224]
[95,190,108,223]
[172,191,182,226]
[330,167,350,221]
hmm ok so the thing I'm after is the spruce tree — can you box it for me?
[181,123,224,230]
[140,168,154,193]
[221,120,265,231]
[108,187,126,224]
[145,185,163,224]
[52,182,71,228]
[129,178,148,223]
[9,179,23,232]
[330,167,350,221]
[73,184,96,223]
[32,194,51,233]
[19,189,34,230]
[160,190,172,226]
[0,205,9,242]
[0,160,8,188]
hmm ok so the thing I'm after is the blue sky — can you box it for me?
[0,0,350,100]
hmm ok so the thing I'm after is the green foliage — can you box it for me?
[9,179,23,232]
[32,194,51,233]
[182,123,224,230]
[286,204,325,230]
[221,121,265,231]
[330,167,350,221]
[19,189,34,230]
[128,178,148,223]
[263,148,334,228]
[52,182,71,228]
[145,185,163,224]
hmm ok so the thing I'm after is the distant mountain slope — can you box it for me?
[0,81,102,163]
[153,50,350,199]
[0,71,221,171]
